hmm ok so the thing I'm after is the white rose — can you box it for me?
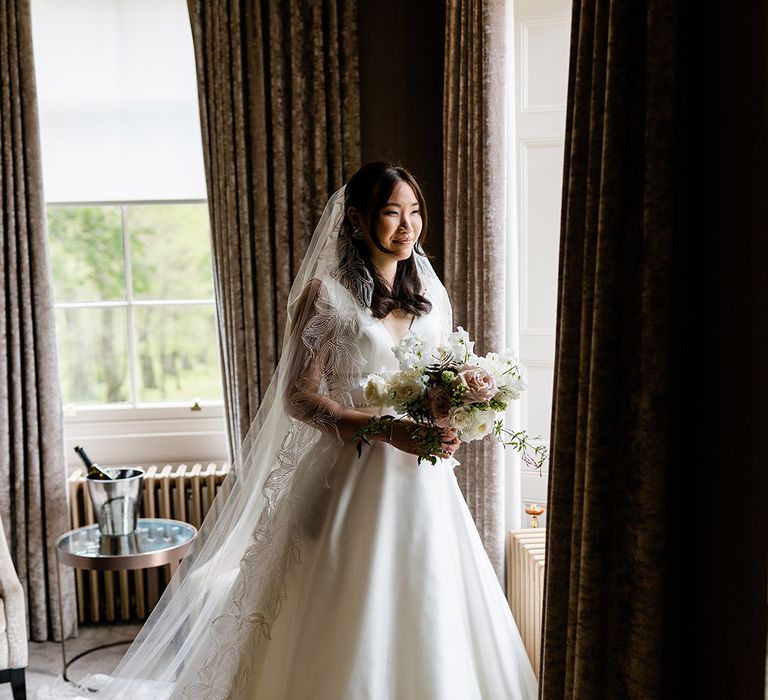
[448,406,474,432]
[363,374,390,407]
[461,409,498,443]
[390,371,425,410]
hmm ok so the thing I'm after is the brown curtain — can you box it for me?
[0,0,77,642]
[187,0,361,454]
[443,0,507,583]
[540,1,677,696]
[541,2,768,693]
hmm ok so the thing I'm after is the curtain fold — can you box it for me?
[443,0,508,583]
[0,0,77,642]
[540,1,678,695]
[187,0,361,455]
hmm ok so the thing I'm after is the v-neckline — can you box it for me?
[373,311,416,346]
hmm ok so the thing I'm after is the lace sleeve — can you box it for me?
[281,278,365,442]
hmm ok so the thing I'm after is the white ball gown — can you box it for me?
[238,288,538,700]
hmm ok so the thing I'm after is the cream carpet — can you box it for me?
[2,624,141,699]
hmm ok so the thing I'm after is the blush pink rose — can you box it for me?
[457,365,497,403]
[425,385,452,423]
[435,415,453,429]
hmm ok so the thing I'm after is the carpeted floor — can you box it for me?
[3,623,141,699]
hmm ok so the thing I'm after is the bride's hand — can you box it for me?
[389,421,461,459]
[387,419,424,456]
[437,426,461,459]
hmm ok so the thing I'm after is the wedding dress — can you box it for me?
[235,277,536,699]
[37,186,537,700]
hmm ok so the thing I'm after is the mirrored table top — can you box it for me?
[55,518,197,571]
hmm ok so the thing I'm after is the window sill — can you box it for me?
[63,402,229,470]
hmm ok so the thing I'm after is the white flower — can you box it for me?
[363,374,391,407]
[508,379,527,400]
[493,377,526,403]
[475,351,525,398]
[448,406,474,432]
[391,331,431,371]
[443,326,475,364]
[390,369,426,411]
[461,409,498,442]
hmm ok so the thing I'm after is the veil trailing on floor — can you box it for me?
[41,184,452,699]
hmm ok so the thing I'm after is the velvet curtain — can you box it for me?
[443,0,508,583]
[540,1,678,696]
[0,0,77,642]
[186,0,361,455]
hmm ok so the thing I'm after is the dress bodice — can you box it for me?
[313,262,448,415]
[358,302,443,372]
[347,286,444,412]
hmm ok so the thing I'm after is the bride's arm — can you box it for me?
[281,278,389,442]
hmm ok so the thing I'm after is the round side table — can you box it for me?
[54,518,197,684]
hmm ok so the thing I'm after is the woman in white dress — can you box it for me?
[40,162,536,700]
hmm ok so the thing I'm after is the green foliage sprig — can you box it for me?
[492,421,548,471]
[353,415,397,457]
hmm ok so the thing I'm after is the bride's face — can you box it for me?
[366,181,422,263]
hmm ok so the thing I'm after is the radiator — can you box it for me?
[67,462,231,624]
[507,528,546,680]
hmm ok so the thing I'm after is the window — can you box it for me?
[49,202,221,408]
[31,0,228,468]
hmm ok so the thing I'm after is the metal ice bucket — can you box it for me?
[86,467,144,536]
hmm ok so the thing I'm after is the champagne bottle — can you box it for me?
[74,445,114,480]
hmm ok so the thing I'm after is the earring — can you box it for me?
[352,225,363,240]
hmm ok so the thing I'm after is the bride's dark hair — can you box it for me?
[340,161,433,319]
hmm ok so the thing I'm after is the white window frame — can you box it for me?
[49,198,230,472]
[504,0,571,531]
[504,0,524,533]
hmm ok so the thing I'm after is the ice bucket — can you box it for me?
[86,467,144,536]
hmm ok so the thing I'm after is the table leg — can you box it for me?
[55,551,69,682]
[147,566,159,604]
[166,558,181,595]
[63,640,133,692]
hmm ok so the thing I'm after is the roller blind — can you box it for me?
[30,0,206,202]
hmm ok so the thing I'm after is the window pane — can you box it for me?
[47,206,125,302]
[135,304,222,402]
[127,204,214,300]
[56,307,130,404]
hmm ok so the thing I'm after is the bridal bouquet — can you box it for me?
[354,327,548,468]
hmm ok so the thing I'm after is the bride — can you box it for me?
[41,162,537,699]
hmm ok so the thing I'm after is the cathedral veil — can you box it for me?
[42,184,452,699]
